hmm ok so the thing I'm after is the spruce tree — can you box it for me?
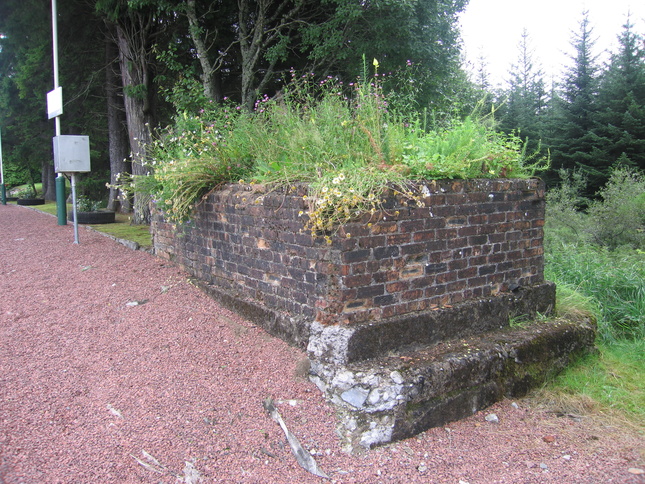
[549,12,602,195]
[498,29,548,158]
[594,15,645,174]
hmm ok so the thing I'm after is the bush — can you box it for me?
[545,167,645,342]
[586,168,645,250]
[75,196,101,212]
[544,169,590,247]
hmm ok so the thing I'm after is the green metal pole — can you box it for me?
[52,1,66,225]
[56,174,67,224]
[0,127,5,205]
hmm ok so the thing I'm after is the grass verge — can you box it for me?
[533,338,645,433]
[18,201,152,249]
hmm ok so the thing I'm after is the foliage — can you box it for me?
[75,196,101,212]
[14,186,37,199]
[545,167,645,342]
[544,169,591,246]
[547,244,645,341]
[401,115,547,180]
[138,71,543,231]
[593,17,645,177]
[538,340,645,432]
[586,168,645,249]
[497,29,548,161]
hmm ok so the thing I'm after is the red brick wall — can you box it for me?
[152,178,545,327]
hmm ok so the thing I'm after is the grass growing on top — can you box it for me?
[129,68,547,229]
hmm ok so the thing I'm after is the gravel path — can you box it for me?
[1,204,643,483]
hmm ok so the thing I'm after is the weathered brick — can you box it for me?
[342,249,371,263]
[374,246,399,260]
[153,178,546,329]
[386,280,410,293]
[356,284,385,298]
[344,273,373,288]
[425,262,448,274]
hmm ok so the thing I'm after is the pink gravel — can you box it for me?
[0,204,643,483]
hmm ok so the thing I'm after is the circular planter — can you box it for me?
[69,210,116,224]
[5,197,18,202]
[17,198,45,206]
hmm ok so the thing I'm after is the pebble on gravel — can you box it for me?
[485,413,499,424]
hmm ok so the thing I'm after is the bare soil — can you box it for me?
[1,204,643,483]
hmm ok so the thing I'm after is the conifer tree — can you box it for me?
[593,15,645,174]
[549,12,602,194]
[498,29,548,157]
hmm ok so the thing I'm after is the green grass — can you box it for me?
[542,173,645,431]
[22,201,152,249]
[538,339,645,430]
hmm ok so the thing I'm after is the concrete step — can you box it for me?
[309,317,596,452]
[308,282,556,367]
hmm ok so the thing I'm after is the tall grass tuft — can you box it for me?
[132,68,545,226]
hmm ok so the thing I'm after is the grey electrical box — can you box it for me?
[53,135,91,173]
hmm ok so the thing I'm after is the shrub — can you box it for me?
[586,167,645,250]
[544,169,591,247]
[75,196,101,212]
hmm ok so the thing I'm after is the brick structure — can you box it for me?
[152,177,597,451]
[153,178,548,348]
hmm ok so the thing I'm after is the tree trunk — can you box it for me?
[115,18,155,224]
[41,162,56,200]
[185,0,222,102]
[105,32,131,213]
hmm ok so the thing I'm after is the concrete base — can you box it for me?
[190,278,594,452]
[308,317,596,452]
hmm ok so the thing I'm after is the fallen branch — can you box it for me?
[263,397,329,479]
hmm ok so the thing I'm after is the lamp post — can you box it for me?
[51,0,67,225]
[0,128,6,205]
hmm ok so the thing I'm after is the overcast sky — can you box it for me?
[459,0,645,88]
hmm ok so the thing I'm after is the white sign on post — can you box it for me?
[47,87,63,119]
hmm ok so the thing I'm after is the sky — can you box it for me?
[459,0,645,88]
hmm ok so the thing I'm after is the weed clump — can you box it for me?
[121,67,546,229]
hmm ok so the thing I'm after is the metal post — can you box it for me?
[0,127,5,205]
[56,175,66,223]
[51,0,67,225]
[71,173,79,244]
